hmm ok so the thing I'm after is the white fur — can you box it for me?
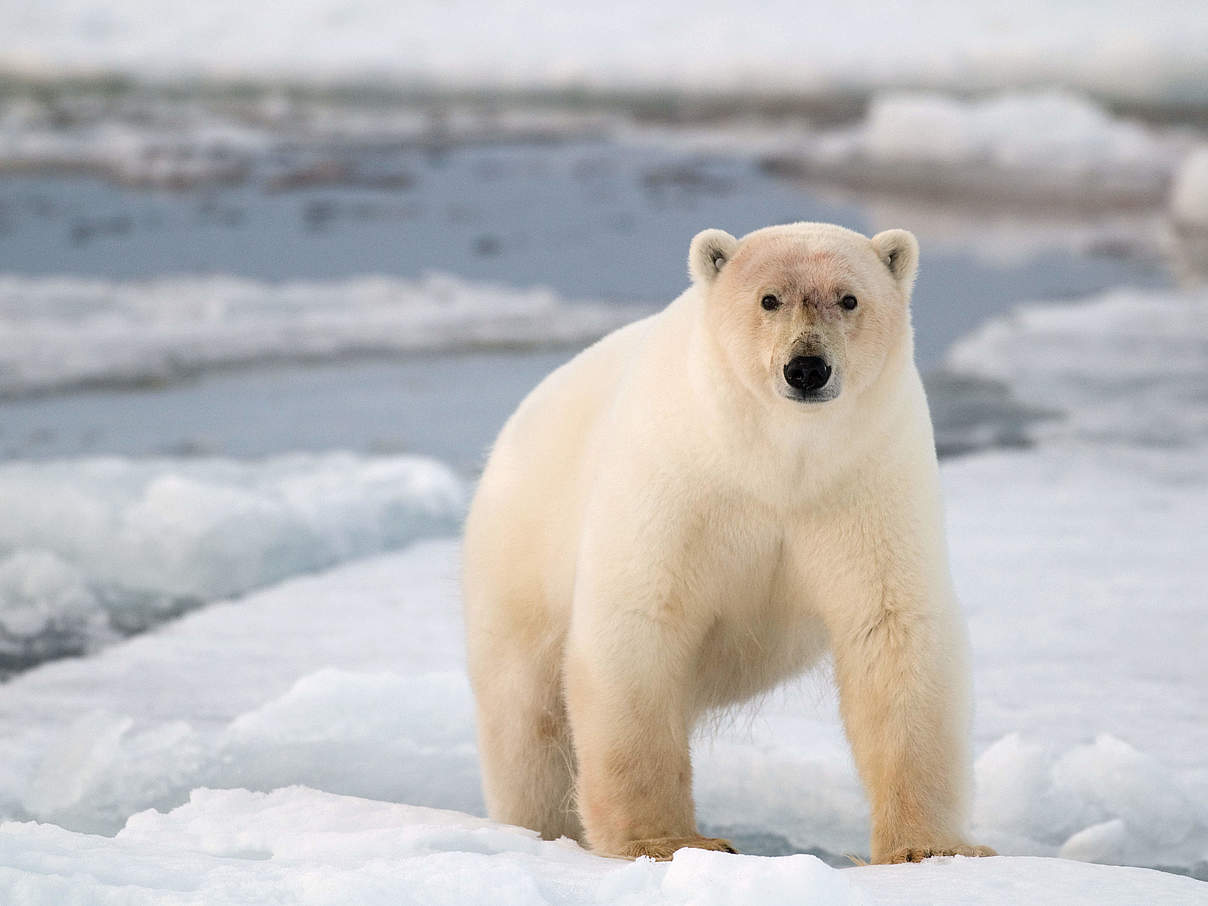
[463,222,989,863]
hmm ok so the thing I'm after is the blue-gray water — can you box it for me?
[0,139,1171,468]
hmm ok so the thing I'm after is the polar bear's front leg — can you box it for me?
[563,621,734,860]
[827,588,994,864]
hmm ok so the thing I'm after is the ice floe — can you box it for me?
[0,273,649,396]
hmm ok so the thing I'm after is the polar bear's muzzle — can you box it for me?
[782,354,840,403]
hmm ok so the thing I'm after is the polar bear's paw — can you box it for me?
[618,835,738,861]
[886,843,997,863]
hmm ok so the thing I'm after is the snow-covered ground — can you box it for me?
[0,273,648,396]
[0,449,1205,900]
[0,280,1206,901]
[1,448,1205,865]
[2,788,1204,905]
[3,0,1208,109]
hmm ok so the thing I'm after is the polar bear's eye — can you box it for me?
[760,294,781,311]
[840,295,858,311]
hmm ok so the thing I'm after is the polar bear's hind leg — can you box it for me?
[472,641,583,843]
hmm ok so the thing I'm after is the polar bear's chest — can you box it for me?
[690,561,831,710]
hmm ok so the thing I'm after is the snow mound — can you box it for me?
[17,669,483,834]
[0,273,650,396]
[0,787,1202,905]
[1170,146,1208,230]
[944,285,1208,448]
[766,91,1183,208]
[0,454,463,671]
[0,541,474,829]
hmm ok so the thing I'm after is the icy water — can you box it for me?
[0,139,1172,467]
[0,353,1052,469]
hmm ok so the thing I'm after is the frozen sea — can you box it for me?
[0,78,1206,903]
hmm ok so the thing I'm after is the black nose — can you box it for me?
[783,356,832,393]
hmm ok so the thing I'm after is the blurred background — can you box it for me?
[0,0,1205,879]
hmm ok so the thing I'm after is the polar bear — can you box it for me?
[463,222,994,864]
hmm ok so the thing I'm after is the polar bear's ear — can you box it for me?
[689,229,739,285]
[870,229,919,288]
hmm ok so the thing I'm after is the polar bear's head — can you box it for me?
[688,222,918,406]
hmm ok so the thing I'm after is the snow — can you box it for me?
[0,788,1203,905]
[0,454,464,670]
[1170,146,1208,230]
[2,1,1207,108]
[0,273,649,396]
[859,93,1169,174]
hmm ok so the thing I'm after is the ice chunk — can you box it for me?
[0,454,464,668]
[23,713,204,835]
[1053,735,1198,850]
[970,733,1206,870]
[0,549,111,669]
[1060,819,1132,864]
[1170,146,1208,230]
[973,734,1083,846]
[22,710,133,817]
[943,286,1208,448]
[768,91,1183,208]
[861,92,1168,174]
